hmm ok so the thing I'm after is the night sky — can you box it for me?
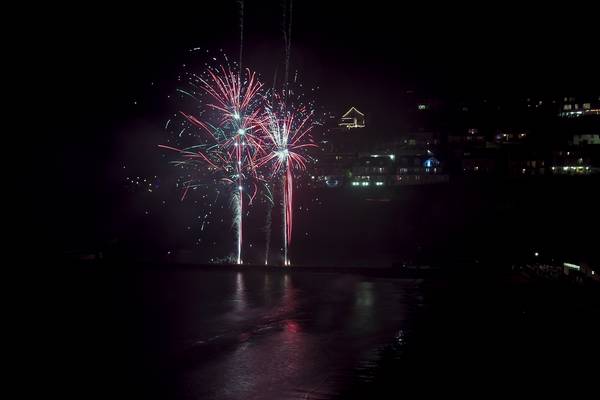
[37,1,598,258]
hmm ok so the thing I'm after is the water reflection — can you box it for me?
[352,281,376,334]
[233,272,246,313]
[355,282,375,308]
[263,273,271,303]
[281,273,296,314]
[152,271,418,399]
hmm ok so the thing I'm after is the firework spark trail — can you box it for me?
[235,133,243,264]
[281,0,293,86]
[262,183,275,265]
[286,0,293,85]
[264,202,273,265]
[282,161,291,265]
[238,0,244,70]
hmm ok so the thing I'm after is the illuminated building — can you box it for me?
[550,150,594,175]
[396,131,440,148]
[338,106,365,129]
[345,153,447,187]
[558,96,600,117]
[392,153,447,185]
[449,128,486,147]
[310,152,355,188]
[494,130,529,144]
[572,134,600,146]
[507,150,546,176]
[350,154,393,187]
[314,93,600,187]
[461,151,499,175]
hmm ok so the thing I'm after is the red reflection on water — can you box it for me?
[285,319,301,334]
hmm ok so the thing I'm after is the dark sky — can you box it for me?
[35,0,598,253]
[44,1,599,136]
[46,1,598,110]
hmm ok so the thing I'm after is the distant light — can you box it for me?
[389,154,395,160]
[238,186,243,191]
[563,262,581,271]
[534,252,539,257]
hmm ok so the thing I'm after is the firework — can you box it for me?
[161,65,266,264]
[257,91,317,266]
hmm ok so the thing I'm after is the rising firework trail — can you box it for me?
[238,0,244,70]
[281,0,293,85]
[262,183,275,265]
